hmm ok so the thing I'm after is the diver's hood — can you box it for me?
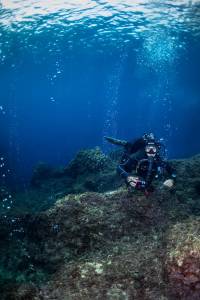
[143,133,155,142]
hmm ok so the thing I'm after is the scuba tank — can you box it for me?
[104,136,128,147]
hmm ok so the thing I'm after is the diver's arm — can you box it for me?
[117,164,144,188]
[162,161,176,188]
[117,161,130,179]
[117,150,143,178]
[164,161,176,180]
[117,152,137,178]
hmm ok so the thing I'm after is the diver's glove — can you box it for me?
[126,176,146,190]
[163,179,174,188]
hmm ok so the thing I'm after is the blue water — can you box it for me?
[0,0,200,187]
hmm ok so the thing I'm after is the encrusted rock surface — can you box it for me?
[165,217,200,300]
[1,151,200,299]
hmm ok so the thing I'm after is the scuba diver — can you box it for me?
[104,133,176,195]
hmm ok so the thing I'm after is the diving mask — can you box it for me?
[145,143,157,157]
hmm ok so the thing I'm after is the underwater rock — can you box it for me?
[30,162,64,188]
[29,148,119,200]
[28,190,165,266]
[170,154,200,215]
[194,180,200,195]
[108,148,124,162]
[2,151,200,299]
[0,188,168,299]
[29,152,200,210]
[165,217,200,300]
[64,147,115,178]
[74,170,122,193]
[2,283,38,300]
[35,234,166,300]
[27,191,167,300]
[31,162,55,180]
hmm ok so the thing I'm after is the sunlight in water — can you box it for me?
[1,0,200,38]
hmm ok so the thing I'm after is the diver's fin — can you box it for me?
[104,136,128,147]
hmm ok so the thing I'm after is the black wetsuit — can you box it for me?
[117,137,176,190]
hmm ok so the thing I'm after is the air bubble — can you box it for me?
[50,97,55,102]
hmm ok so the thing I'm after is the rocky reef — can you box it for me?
[1,149,200,299]
[28,147,121,207]
[165,218,200,300]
